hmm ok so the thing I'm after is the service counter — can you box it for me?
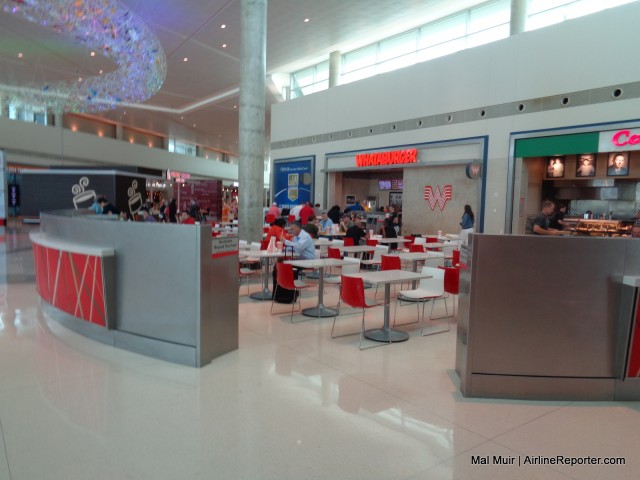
[30,211,238,367]
[456,233,640,400]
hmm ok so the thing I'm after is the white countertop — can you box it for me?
[30,232,115,257]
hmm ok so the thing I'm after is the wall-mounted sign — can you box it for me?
[599,128,640,152]
[424,185,452,211]
[355,148,418,167]
[465,162,482,179]
[273,156,315,208]
[167,169,191,181]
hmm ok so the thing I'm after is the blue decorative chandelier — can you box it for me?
[1,0,167,112]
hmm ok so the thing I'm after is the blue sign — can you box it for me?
[272,156,315,208]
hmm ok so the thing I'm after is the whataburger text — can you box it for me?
[355,148,418,167]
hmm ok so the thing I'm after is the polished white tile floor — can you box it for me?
[1,225,639,480]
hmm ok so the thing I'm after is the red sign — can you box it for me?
[355,149,418,167]
[612,130,640,147]
[424,185,453,211]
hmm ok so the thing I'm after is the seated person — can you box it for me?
[303,215,319,239]
[346,220,368,245]
[339,213,354,233]
[265,218,292,243]
[379,217,398,249]
[139,208,156,222]
[98,196,119,215]
[318,211,334,234]
[180,211,197,225]
[284,221,315,260]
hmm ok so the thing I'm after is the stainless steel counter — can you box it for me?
[456,233,640,400]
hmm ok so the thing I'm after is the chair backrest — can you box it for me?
[239,239,248,249]
[265,214,275,224]
[418,266,445,294]
[366,239,378,247]
[260,239,270,250]
[276,262,297,290]
[438,266,460,294]
[250,241,261,251]
[328,247,342,260]
[425,237,437,244]
[343,237,355,247]
[381,254,401,271]
[331,239,344,247]
[341,258,361,275]
[413,237,427,246]
[409,244,425,253]
[404,236,415,245]
[452,249,461,266]
[263,227,269,234]
[340,275,367,309]
[287,215,295,224]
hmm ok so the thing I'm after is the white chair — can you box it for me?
[360,245,389,270]
[331,239,344,247]
[250,241,261,251]
[393,266,449,336]
[442,242,458,267]
[239,239,248,250]
[239,263,260,295]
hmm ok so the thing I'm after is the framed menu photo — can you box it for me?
[607,152,629,176]
[575,154,596,177]
[546,156,565,178]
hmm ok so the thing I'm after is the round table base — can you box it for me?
[364,328,410,342]
[250,290,272,301]
[301,306,338,317]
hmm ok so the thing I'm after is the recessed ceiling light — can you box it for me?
[183,57,188,62]
[90,51,96,57]
[17,52,23,58]
[99,69,103,74]
[78,77,83,82]
[221,24,226,29]
[304,18,310,23]
[193,123,196,127]
[233,105,237,109]
[180,116,184,120]
[222,43,227,48]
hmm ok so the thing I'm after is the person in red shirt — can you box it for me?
[299,202,314,225]
[265,218,291,242]
[180,211,197,224]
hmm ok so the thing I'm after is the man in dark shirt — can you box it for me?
[303,215,319,238]
[532,201,562,235]
[346,221,367,245]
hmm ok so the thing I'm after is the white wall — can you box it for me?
[271,2,640,233]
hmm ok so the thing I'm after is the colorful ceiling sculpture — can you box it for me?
[0,0,167,112]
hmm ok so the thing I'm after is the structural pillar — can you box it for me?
[510,0,528,35]
[329,50,341,88]
[239,0,267,243]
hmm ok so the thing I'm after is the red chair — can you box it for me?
[287,215,295,224]
[327,247,342,260]
[265,214,275,224]
[425,237,437,244]
[270,262,312,322]
[366,239,378,247]
[260,239,270,250]
[434,266,460,318]
[263,227,269,234]
[404,236,415,245]
[377,254,402,298]
[332,275,385,349]
[343,237,355,247]
[409,244,425,253]
[451,249,460,267]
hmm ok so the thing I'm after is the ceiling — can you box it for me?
[0,0,484,156]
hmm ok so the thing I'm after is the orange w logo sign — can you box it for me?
[424,185,453,211]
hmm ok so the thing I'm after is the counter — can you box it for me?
[31,211,238,367]
[456,233,640,400]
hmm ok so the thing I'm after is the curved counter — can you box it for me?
[31,211,238,367]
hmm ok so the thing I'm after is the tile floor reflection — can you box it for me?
[0,225,638,480]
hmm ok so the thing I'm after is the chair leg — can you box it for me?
[358,310,388,350]
[392,296,420,327]
[421,296,451,336]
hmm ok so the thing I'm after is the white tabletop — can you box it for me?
[394,251,444,261]
[339,245,377,253]
[239,250,285,258]
[319,231,346,237]
[376,238,410,244]
[313,239,333,246]
[286,258,346,268]
[345,269,431,285]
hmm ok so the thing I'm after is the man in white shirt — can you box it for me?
[289,203,303,220]
[284,221,315,260]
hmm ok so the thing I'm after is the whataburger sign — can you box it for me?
[355,148,418,167]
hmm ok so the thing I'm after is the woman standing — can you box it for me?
[460,205,475,246]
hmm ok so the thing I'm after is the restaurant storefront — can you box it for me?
[508,120,640,234]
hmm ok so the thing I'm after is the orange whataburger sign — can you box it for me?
[355,149,418,167]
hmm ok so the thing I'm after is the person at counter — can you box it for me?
[284,221,316,260]
[532,201,564,235]
[549,204,568,230]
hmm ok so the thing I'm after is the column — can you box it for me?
[239,0,267,243]
[329,50,341,88]
[510,0,528,35]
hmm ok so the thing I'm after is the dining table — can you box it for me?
[285,258,347,317]
[239,250,285,300]
[344,269,432,343]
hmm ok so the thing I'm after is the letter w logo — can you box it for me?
[424,185,453,211]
